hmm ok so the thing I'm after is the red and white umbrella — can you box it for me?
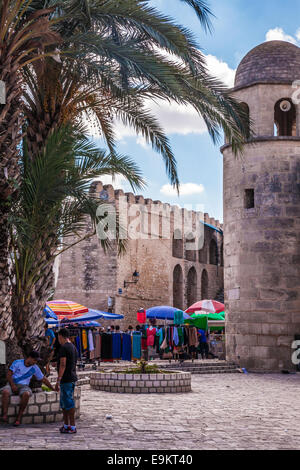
[186,300,225,314]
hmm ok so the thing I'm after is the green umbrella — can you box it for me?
[184,312,224,330]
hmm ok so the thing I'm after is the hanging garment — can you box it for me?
[88,330,95,351]
[160,332,168,350]
[121,333,132,361]
[154,333,160,353]
[75,335,81,359]
[187,327,199,347]
[132,332,142,359]
[174,310,184,325]
[95,333,101,359]
[173,327,179,346]
[157,328,164,346]
[146,327,156,347]
[101,333,113,360]
[137,309,146,324]
[82,329,88,351]
[112,333,122,359]
[141,325,147,350]
[178,327,184,346]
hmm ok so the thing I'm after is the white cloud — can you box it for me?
[205,54,236,88]
[93,174,128,189]
[113,52,236,140]
[265,27,298,45]
[160,182,205,197]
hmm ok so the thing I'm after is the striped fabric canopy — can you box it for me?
[46,300,88,319]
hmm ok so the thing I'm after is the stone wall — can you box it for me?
[0,389,81,424]
[55,181,224,329]
[90,371,191,393]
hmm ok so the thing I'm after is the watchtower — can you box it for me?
[221,41,300,371]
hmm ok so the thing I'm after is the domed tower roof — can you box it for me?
[234,40,300,89]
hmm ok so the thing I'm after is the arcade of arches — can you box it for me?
[172,226,224,310]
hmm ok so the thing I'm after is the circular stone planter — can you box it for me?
[90,371,191,394]
[0,389,81,425]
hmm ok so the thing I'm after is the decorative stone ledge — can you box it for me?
[0,389,81,424]
[90,371,191,394]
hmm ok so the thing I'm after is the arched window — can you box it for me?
[173,264,183,309]
[240,102,250,139]
[274,98,296,136]
[201,269,208,300]
[172,229,183,258]
[209,239,218,265]
[187,267,197,307]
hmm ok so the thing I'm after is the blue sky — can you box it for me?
[95,0,300,223]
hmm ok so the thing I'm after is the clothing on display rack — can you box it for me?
[101,333,113,360]
[121,333,132,361]
[112,332,122,359]
[137,309,146,324]
[132,332,142,360]
[174,310,184,325]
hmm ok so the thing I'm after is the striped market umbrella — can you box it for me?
[186,300,225,314]
[45,300,89,321]
[45,309,123,325]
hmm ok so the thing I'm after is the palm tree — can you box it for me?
[9,123,144,355]
[23,0,250,166]
[0,0,59,345]
[4,0,251,359]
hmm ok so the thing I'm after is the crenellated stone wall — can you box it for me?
[55,181,224,328]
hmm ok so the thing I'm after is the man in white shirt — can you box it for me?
[1,350,55,426]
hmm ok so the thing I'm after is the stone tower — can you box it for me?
[222,41,300,371]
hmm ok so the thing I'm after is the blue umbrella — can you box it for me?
[43,305,58,320]
[77,321,101,327]
[46,309,103,325]
[88,309,124,320]
[146,306,189,320]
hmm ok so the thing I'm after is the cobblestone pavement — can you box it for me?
[0,373,300,450]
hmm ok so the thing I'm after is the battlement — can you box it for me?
[90,181,223,231]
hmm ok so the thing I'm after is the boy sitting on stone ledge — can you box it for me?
[0,350,55,426]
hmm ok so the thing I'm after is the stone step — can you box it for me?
[162,363,237,368]
[160,361,240,374]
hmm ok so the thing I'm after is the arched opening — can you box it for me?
[240,102,250,139]
[173,264,184,309]
[187,267,197,307]
[201,269,208,300]
[274,98,296,136]
[172,229,183,258]
[209,239,218,265]
[185,233,196,262]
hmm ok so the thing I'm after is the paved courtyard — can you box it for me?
[0,372,300,450]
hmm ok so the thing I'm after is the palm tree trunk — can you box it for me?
[0,49,24,345]
[12,260,55,360]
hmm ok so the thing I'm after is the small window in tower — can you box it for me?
[274,98,296,136]
[244,189,255,209]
